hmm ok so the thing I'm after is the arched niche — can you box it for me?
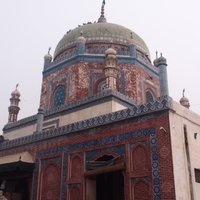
[41,163,60,200]
[132,145,148,171]
[133,180,149,200]
[70,155,83,179]
[53,85,66,108]
[68,185,81,200]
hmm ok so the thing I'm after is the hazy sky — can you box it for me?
[0,0,200,133]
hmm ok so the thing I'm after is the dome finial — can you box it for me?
[156,51,158,59]
[98,0,107,23]
[12,84,20,97]
[180,88,190,109]
[44,47,52,68]
[182,88,185,97]
[48,47,51,55]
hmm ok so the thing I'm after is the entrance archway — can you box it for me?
[86,154,125,200]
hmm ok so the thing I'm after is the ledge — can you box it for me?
[3,90,135,133]
[43,54,159,77]
[0,95,172,151]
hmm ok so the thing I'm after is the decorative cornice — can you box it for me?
[3,90,135,132]
[0,95,172,151]
[45,90,136,117]
[98,0,107,23]
[3,115,37,132]
[43,54,159,77]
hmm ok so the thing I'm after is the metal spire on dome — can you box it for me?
[156,51,158,59]
[48,47,51,55]
[182,88,185,97]
[98,0,107,23]
[180,88,190,108]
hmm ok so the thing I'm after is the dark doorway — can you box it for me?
[1,178,30,200]
[14,179,29,200]
[96,171,124,200]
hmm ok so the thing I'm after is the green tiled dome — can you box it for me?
[54,22,150,58]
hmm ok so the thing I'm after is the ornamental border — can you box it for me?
[43,54,158,77]
[3,90,135,131]
[32,128,160,200]
[1,95,171,151]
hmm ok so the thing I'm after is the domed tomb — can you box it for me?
[40,2,164,112]
[54,22,150,61]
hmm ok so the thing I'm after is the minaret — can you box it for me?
[76,32,86,55]
[44,47,52,69]
[8,84,20,123]
[155,53,169,96]
[179,89,190,108]
[104,48,119,91]
[36,107,45,132]
[128,32,137,57]
[98,0,107,23]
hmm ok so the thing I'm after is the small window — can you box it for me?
[195,168,200,183]
[53,86,65,108]
[98,81,106,92]
[146,91,154,103]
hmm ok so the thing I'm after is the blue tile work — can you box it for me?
[43,54,159,77]
[85,45,129,56]
[31,128,160,200]
[3,90,136,133]
[47,76,68,110]
[1,95,171,150]
[53,86,66,108]
[150,131,161,199]
[31,153,63,200]
[31,156,39,200]
[98,80,106,92]
[61,153,68,200]
[3,114,38,133]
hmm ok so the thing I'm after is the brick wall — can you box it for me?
[40,62,160,111]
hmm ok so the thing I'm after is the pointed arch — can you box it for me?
[41,163,61,200]
[68,185,81,200]
[93,151,119,161]
[53,85,66,108]
[133,180,149,200]
[146,90,154,103]
[132,145,148,171]
[70,155,83,179]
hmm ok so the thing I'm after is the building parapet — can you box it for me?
[3,90,135,133]
[3,115,37,133]
[43,54,159,77]
[0,95,172,151]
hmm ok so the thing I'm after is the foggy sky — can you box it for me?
[0,0,200,133]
